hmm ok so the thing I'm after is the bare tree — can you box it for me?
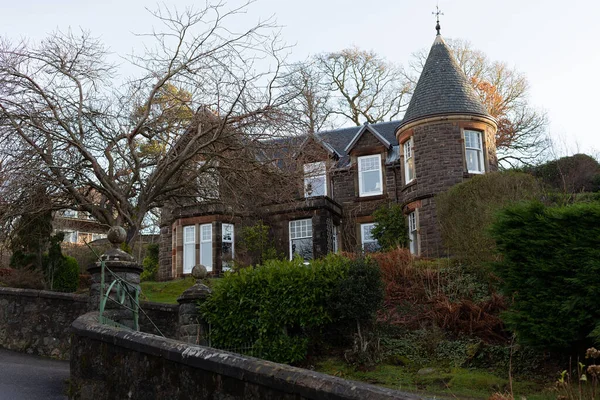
[291,47,411,126]
[408,39,550,167]
[0,2,295,244]
[280,61,334,134]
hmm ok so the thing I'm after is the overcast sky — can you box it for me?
[2,0,598,157]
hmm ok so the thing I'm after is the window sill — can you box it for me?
[355,194,386,201]
[404,179,417,188]
[464,171,485,177]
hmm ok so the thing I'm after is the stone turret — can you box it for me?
[396,28,497,257]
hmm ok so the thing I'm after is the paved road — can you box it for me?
[0,348,69,400]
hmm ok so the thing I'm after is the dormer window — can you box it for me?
[304,161,327,197]
[403,138,415,184]
[358,154,383,197]
[464,130,485,174]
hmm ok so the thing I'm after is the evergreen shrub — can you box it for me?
[52,256,79,292]
[141,243,159,281]
[436,171,542,264]
[200,254,383,364]
[491,201,600,352]
[371,204,408,250]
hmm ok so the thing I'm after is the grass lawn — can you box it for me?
[139,277,197,304]
[314,358,558,400]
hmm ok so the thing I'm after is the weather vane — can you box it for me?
[432,4,444,35]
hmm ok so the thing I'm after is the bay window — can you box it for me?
[289,219,313,261]
[361,223,380,252]
[183,225,195,274]
[222,223,234,271]
[200,224,213,272]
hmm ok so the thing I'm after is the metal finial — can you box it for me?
[432,5,444,35]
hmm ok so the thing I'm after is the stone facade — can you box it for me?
[397,117,498,257]
[158,32,500,279]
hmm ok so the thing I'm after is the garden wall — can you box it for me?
[70,311,421,400]
[0,287,88,359]
[0,287,180,360]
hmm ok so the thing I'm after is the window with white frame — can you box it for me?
[62,231,77,243]
[61,209,77,218]
[289,219,313,261]
[332,225,339,254]
[183,225,195,274]
[200,224,213,272]
[91,233,107,241]
[361,223,381,252]
[403,138,415,184]
[358,155,383,197]
[464,130,485,174]
[222,223,234,271]
[304,161,327,197]
[408,211,418,255]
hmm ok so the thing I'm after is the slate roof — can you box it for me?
[399,35,491,129]
[316,120,400,168]
[269,120,401,169]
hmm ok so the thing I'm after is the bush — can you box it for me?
[490,201,600,352]
[527,153,600,194]
[44,233,79,292]
[436,171,542,264]
[141,243,159,281]
[200,255,383,364]
[239,221,280,266]
[370,248,506,343]
[0,267,45,289]
[371,204,408,250]
[52,256,79,292]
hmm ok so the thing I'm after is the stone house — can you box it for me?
[157,30,498,281]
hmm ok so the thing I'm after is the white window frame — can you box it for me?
[62,209,78,218]
[222,223,234,271]
[358,154,383,197]
[332,225,339,254]
[200,223,213,272]
[408,211,418,255]
[183,225,196,274]
[403,138,415,184]
[62,231,77,243]
[464,130,485,174]
[289,219,313,261]
[361,223,380,252]
[304,161,327,198]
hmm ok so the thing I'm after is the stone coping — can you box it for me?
[0,286,88,302]
[71,312,422,400]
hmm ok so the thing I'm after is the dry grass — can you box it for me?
[370,248,508,343]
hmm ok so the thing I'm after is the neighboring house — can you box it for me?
[158,30,498,280]
[53,209,107,245]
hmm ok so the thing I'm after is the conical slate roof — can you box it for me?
[400,35,491,128]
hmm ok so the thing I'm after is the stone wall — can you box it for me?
[0,287,180,361]
[70,312,421,400]
[0,287,88,359]
[139,301,179,339]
